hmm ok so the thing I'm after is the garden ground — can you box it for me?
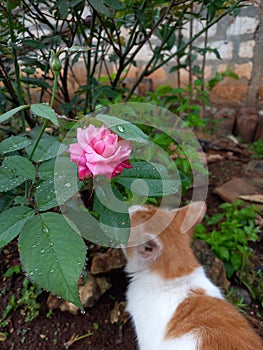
[0,136,262,350]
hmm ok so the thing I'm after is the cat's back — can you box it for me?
[165,288,263,350]
[125,202,263,350]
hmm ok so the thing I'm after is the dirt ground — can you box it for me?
[0,145,262,350]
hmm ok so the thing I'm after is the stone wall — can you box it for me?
[127,2,262,107]
[70,2,263,140]
[123,1,263,141]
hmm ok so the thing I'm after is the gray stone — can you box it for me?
[192,239,230,290]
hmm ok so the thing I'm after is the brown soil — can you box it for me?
[0,149,262,350]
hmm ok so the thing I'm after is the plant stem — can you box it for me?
[50,73,58,109]
[7,0,26,132]
[29,73,58,162]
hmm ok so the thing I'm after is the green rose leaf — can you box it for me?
[4,156,35,180]
[19,213,86,308]
[35,180,58,211]
[31,103,59,127]
[116,161,180,197]
[0,105,30,123]
[96,114,150,144]
[38,159,56,180]
[21,77,50,89]
[36,157,80,211]
[26,135,67,162]
[0,156,36,192]
[94,183,130,245]
[99,208,130,246]
[104,0,124,10]
[62,198,113,247]
[0,136,32,154]
[0,207,33,248]
[87,0,111,16]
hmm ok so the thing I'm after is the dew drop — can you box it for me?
[117,125,125,133]
[64,183,71,188]
[50,269,55,273]
[80,309,86,315]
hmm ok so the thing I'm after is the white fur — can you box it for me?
[128,205,149,215]
[126,266,223,350]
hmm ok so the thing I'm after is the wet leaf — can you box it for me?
[116,161,180,197]
[96,114,150,143]
[26,135,67,162]
[0,136,31,154]
[0,156,36,192]
[31,104,59,126]
[19,213,86,308]
[0,207,33,248]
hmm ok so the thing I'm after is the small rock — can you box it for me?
[47,294,79,315]
[91,248,126,275]
[230,288,252,306]
[110,301,129,324]
[255,214,263,227]
[205,153,225,163]
[192,239,230,290]
[234,108,259,143]
[80,273,111,308]
[214,177,258,203]
[47,273,111,314]
[244,160,263,177]
[209,137,250,156]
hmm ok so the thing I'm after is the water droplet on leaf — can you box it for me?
[117,125,125,133]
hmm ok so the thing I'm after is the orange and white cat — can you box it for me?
[125,202,263,350]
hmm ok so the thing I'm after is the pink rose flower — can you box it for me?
[68,124,133,179]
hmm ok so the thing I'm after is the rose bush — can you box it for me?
[0,103,191,309]
[68,125,133,179]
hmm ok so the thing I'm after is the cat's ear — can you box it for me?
[137,237,162,264]
[176,201,206,234]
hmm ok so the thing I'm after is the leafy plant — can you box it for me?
[248,139,263,159]
[0,0,248,309]
[194,200,260,278]
[225,288,249,312]
[0,0,246,117]
[17,278,42,323]
[0,278,41,327]
[0,53,185,308]
[236,263,263,304]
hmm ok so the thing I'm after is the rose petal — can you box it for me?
[93,140,106,155]
[68,143,86,165]
[69,124,133,179]
[78,165,92,180]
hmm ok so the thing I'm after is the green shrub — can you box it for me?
[194,200,260,278]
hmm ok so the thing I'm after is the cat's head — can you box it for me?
[125,201,206,279]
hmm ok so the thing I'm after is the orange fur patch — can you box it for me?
[127,204,263,348]
[165,289,263,350]
[128,205,200,279]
